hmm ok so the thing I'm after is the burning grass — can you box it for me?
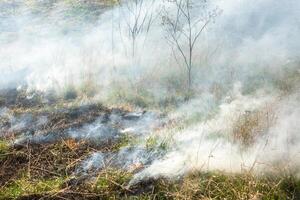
[0,89,299,199]
[1,135,300,199]
[2,141,299,200]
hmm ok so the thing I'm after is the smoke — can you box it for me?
[130,90,300,184]
[1,0,299,95]
[0,0,300,184]
[0,0,164,97]
[79,152,105,174]
[73,111,166,176]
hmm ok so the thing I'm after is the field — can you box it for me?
[1,0,300,199]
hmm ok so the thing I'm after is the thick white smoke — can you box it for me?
[131,89,300,183]
[1,0,299,94]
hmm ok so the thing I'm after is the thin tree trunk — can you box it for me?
[188,67,192,91]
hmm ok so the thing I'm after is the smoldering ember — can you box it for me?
[0,0,299,199]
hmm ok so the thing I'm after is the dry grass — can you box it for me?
[232,105,277,147]
[1,135,299,200]
[161,172,300,200]
[0,90,299,199]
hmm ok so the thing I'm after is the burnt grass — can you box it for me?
[0,89,300,199]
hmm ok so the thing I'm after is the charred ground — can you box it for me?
[0,89,299,200]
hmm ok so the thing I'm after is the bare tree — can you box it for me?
[118,0,156,59]
[162,0,220,94]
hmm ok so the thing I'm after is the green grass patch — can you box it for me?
[88,169,133,198]
[145,135,168,152]
[0,139,10,160]
[0,177,64,199]
[111,134,134,151]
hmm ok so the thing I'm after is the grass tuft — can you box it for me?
[232,106,276,147]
